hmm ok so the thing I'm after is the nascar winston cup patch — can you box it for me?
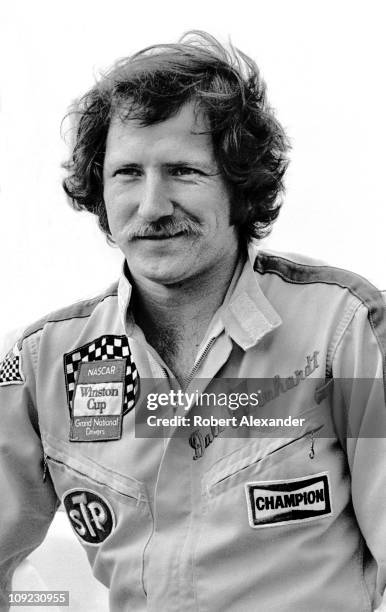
[64,335,138,442]
[245,472,332,528]
[0,344,24,386]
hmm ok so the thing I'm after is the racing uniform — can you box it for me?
[0,246,385,612]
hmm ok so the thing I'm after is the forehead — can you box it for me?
[105,102,214,160]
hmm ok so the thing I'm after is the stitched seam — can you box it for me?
[327,301,363,378]
[20,292,118,345]
[256,252,380,284]
[255,255,381,313]
[368,308,386,403]
[255,254,386,400]
[46,456,142,503]
[42,431,146,494]
[256,261,368,299]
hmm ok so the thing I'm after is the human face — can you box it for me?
[103,103,239,286]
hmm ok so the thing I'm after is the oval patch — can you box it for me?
[63,488,115,545]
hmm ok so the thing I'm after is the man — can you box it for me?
[1,31,385,611]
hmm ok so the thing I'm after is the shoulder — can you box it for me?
[253,247,384,309]
[252,246,386,358]
[0,282,119,386]
[17,281,119,348]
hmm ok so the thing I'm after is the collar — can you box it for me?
[218,243,282,350]
[117,262,135,336]
[117,244,282,350]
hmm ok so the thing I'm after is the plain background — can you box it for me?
[1,0,385,339]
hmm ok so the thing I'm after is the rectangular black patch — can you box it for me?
[245,472,332,528]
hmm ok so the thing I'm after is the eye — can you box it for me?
[170,166,203,177]
[113,166,142,178]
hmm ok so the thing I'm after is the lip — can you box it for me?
[136,231,185,240]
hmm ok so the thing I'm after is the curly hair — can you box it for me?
[62,31,290,242]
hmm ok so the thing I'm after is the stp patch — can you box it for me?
[63,488,115,545]
[245,472,332,528]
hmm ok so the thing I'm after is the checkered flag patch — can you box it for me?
[64,335,138,415]
[0,347,24,385]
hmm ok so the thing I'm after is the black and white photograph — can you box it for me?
[1,1,385,611]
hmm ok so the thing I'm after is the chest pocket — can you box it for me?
[197,402,346,539]
[203,406,326,496]
[194,401,351,571]
[42,433,152,609]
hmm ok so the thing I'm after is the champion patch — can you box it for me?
[63,488,115,546]
[245,472,332,528]
[64,335,139,442]
[0,345,24,386]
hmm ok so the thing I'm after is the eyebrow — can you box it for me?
[105,159,219,173]
[164,160,218,172]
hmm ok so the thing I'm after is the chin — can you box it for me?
[135,263,189,285]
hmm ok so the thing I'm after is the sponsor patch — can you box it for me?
[0,344,24,386]
[70,359,126,441]
[64,335,138,442]
[245,472,332,528]
[63,488,115,546]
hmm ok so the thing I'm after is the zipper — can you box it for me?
[42,452,48,482]
[42,454,142,502]
[308,424,324,459]
[207,424,324,492]
[309,430,315,459]
[185,336,217,387]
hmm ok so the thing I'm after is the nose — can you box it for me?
[137,172,174,222]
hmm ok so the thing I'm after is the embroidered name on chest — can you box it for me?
[245,472,332,528]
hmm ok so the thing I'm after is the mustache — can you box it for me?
[127,217,202,240]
